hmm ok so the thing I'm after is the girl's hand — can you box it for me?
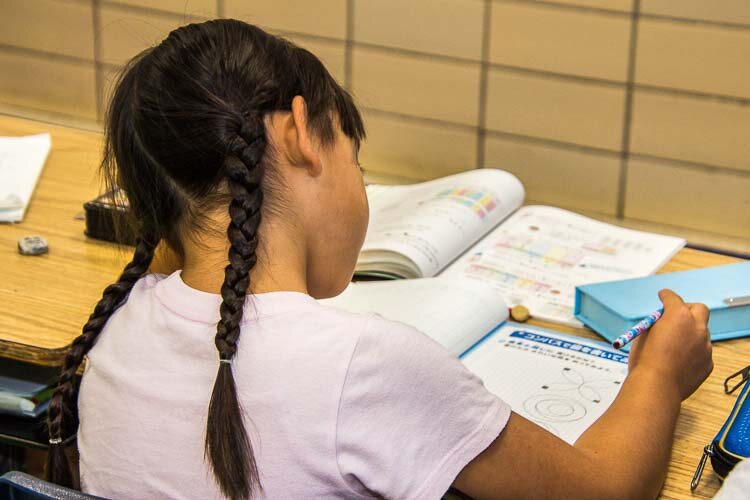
[627,288,713,401]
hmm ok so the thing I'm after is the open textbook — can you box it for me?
[358,169,686,325]
[322,278,628,444]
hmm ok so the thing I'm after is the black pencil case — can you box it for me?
[692,365,750,490]
[83,189,135,245]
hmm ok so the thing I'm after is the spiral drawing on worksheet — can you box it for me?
[523,367,623,433]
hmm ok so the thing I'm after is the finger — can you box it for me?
[627,336,642,368]
[628,330,646,357]
[687,302,710,325]
[659,288,685,311]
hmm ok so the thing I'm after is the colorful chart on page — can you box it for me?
[442,206,685,325]
[430,188,499,219]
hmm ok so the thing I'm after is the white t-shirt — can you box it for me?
[78,271,510,499]
[714,458,750,500]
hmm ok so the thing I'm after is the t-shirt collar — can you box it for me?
[153,270,317,324]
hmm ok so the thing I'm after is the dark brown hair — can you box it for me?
[45,19,365,499]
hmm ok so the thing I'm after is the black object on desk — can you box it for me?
[83,189,135,245]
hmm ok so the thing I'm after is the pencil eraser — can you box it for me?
[511,305,530,322]
[18,235,49,256]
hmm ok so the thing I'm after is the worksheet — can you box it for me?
[0,133,51,222]
[358,169,525,278]
[461,323,629,444]
[442,206,685,326]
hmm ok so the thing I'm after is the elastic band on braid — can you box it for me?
[46,234,158,488]
[205,120,266,499]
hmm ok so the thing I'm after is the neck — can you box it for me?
[180,217,309,296]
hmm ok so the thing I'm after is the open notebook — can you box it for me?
[358,169,686,326]
[322,278,628,444]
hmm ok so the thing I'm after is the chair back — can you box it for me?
[0,471,105,500]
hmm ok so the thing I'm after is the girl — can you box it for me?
[46,19,712,499]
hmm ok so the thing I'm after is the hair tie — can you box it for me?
[220,358,233,365]
[49,437,63,445]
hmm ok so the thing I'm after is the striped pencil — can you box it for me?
[612,309,664,350]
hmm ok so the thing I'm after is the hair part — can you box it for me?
[46,19,364,499]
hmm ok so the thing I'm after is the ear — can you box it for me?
[281,95,322,177]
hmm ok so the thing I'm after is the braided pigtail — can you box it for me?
[46,235,158,487]
[205,119,266,499]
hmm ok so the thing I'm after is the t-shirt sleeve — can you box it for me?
[335,314,511,499]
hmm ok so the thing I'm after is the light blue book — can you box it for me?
[575,261,750,346]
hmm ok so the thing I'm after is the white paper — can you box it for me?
[359,169,525,277]
[461,323,628,444]
[321,277,509,355]
[442,206,686,325]
[0,133,52,222]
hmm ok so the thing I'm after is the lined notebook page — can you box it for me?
[461,323,628,444]
[321,278,509,355]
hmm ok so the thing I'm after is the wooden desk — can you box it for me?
[0,115,129,365]
[0,114,746,498]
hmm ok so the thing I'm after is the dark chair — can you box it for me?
[0,471,105,500]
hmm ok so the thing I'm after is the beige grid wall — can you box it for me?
[1,0,749,245]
